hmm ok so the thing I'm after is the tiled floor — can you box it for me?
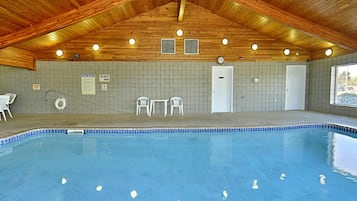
[0,111,356,138]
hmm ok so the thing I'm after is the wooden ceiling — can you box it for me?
[0,0,356,70]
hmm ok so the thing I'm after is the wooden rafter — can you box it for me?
[69,0,81,8]
[0,47,35,70]
[0,0,130,49]
[234,0,357,50]
[178,0,186,22]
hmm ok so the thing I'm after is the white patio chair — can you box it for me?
[170,97,184,116]
[4,93,16,118]
[136,96,150,116]
[0,95,10,122]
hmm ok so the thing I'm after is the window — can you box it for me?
[184,39,199,54]
[330,64,357,107]
[161,39,175,54]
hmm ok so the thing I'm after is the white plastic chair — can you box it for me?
[0,95,10,122]
[136,96,150,116]
[4,93,16,118]
[170,97,184,116]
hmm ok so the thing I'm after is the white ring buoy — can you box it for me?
[54,97,67,110]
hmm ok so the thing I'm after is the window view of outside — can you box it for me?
[334,64,357,106]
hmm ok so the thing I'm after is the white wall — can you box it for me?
[0,61,305,114]
[309,52,357,117]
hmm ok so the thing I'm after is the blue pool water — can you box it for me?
[0,127,356,201]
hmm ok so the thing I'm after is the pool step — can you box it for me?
[67,129,85,135]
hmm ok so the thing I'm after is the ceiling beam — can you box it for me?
[178,0,186,22]
[0,0,130,49]
[0,47,35,70]
[69,0,81,8]
[234,0,357,50]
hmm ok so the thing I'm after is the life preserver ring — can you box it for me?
[54,97,67,111]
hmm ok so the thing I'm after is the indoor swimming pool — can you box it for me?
[0,125,356,201]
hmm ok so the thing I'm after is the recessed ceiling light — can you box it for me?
[176,29,183,37]
[325,48,333,57]
[283,48,290,56]
[56,49,63,57]
[221,38,228,45]
[251,43,258,51]
[92,44,100,51]
[129,38,136,45]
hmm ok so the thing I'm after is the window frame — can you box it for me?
[330,63,357,107]
[184,39,199,55]
[161,38,176,54]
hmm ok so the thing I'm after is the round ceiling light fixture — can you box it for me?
[325,48,333,57]
[129,38,136,45]
[56,49,64,57]
[221,38,229,45]
[251,43,258,51]
[176,29,183,37]
[283,48,290,56]
[92,44,100,51]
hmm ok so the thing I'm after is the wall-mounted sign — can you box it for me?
[99,74,110,82]
[32,83,40,90]
[81,74,96,95]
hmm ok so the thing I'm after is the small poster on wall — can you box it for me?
[99,74,110,82]
[81,74,96,95]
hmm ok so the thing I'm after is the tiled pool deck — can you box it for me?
[0,111,356,139]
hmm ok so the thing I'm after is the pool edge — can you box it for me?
[1,123,356,145]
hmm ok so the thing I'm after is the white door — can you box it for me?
[212,66,233,113]
[285,65,306,110]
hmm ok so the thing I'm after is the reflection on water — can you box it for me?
[210,135,232,167]
[0,129,356,201]
[83,138,97,157]
[329,132,357,176]
[0,147,12,157]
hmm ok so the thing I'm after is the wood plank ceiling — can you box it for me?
[0,0,356,70]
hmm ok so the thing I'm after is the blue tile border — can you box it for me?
[0,128,67,145]
[0,123,356,145]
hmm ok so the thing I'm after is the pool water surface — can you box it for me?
[0,127,356,201]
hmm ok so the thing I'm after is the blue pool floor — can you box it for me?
[1,127,356,201]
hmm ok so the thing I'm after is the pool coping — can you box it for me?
[1,123,356,145]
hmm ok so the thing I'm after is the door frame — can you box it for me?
[285,65,306,110]
[211,66,234,113]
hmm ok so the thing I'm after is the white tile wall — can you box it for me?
[0,60,306,114]
[309,52,357,117]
